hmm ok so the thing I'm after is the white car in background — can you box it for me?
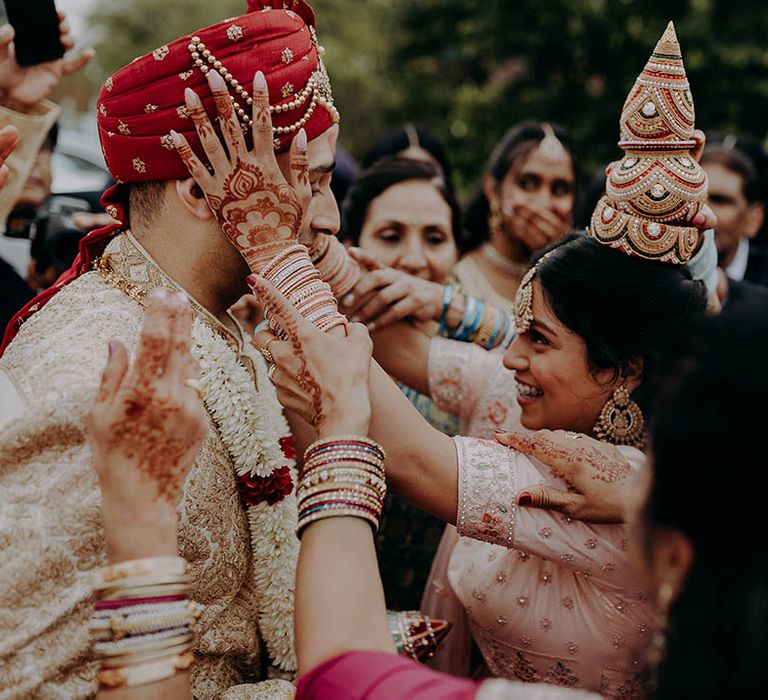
[51,129,111,198]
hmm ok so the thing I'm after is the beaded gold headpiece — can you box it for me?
[513,250,556,334]
[587,22,707,265]
[187,25,338,147]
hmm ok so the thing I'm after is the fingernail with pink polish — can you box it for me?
[184,88,201,107]
[207,69,225,89]
[108,340,116,358]
[296,128,307,152]
[169,130,182,148]
[246,274,257,287]
[693,213,705,226]
[342,294,354,306]
[254,70,267,91]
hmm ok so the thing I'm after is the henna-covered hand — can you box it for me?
[172,69,310,272]
[250,274,373,438]
[87,289,208,560]
[495,429,634,524]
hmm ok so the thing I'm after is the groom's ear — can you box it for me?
[174,177,215,219]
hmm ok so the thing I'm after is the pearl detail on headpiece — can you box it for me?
[186,34,339,143]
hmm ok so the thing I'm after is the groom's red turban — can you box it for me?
[1,0,338,352]
[97,0,338,185]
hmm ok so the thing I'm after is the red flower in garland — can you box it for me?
[238,466,294,507]
[279,436,297,462]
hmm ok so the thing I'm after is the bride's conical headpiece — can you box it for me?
[588,22,708,265]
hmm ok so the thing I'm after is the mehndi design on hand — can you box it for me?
[172,69,310,273]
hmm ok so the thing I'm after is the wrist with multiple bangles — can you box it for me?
[297,435,387,538]
[308,234,364,299]
[439,284,515,350]
[257,244,348,334]
[89,556,203,690]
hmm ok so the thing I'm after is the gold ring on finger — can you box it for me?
[184,378,205,400]
[259,346,275,365]
[267,363,277,382]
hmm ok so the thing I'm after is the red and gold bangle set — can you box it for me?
[297,435,387,538]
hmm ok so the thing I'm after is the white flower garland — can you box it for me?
[192,320,298,673]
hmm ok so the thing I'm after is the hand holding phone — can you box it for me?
[0,4,93,113]
[4,0,65,67]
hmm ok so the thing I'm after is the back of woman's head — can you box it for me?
[341,156,461,247]
[463,121,578,252]
[647,292,768,698]
[361,123,454,191]
[533,233,707,421]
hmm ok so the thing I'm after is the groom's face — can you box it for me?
[276,124,340,246]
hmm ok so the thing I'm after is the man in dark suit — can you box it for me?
[702,137,768,288]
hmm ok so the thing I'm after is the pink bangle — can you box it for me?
[95,595,187,611]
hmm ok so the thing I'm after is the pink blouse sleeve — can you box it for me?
[454,436,635,586]
[296,651,600,700]
[428,337,499,422]
[296,650,479,699]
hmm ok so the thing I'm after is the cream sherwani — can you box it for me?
[0,232,297,699]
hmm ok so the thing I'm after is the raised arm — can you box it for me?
[252,275,460,525]
[87,290,207,699]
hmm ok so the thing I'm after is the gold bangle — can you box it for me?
[472,307,498,348]
[97,651,194,689]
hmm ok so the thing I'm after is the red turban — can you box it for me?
[1,0,338,353]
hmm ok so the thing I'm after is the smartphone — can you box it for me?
[4,0,65,67]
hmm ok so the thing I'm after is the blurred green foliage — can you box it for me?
[89,0,768,199]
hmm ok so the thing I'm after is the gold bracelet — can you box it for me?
[471,306,498,348]
[97,651,194,689]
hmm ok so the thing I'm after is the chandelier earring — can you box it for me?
[593,382,646,449]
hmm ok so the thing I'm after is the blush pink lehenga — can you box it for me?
[421,339,654,699]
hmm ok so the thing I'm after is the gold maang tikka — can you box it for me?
[512,250,556,333]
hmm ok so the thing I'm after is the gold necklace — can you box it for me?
[481,242,528,277]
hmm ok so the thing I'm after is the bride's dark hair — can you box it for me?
[532,232,707,421]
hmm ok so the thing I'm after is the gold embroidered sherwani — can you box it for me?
[0,233,297,699]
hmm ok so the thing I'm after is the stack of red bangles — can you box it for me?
[297,435,387,538]
[89,556,203,690]
[309,234,363,299]
[258,244,348,333]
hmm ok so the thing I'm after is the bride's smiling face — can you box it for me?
[502,279,638,435]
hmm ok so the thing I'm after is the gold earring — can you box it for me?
[593,383,646,448]
[488,198,503,238]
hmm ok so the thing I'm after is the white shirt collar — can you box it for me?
[726,237,750,281]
